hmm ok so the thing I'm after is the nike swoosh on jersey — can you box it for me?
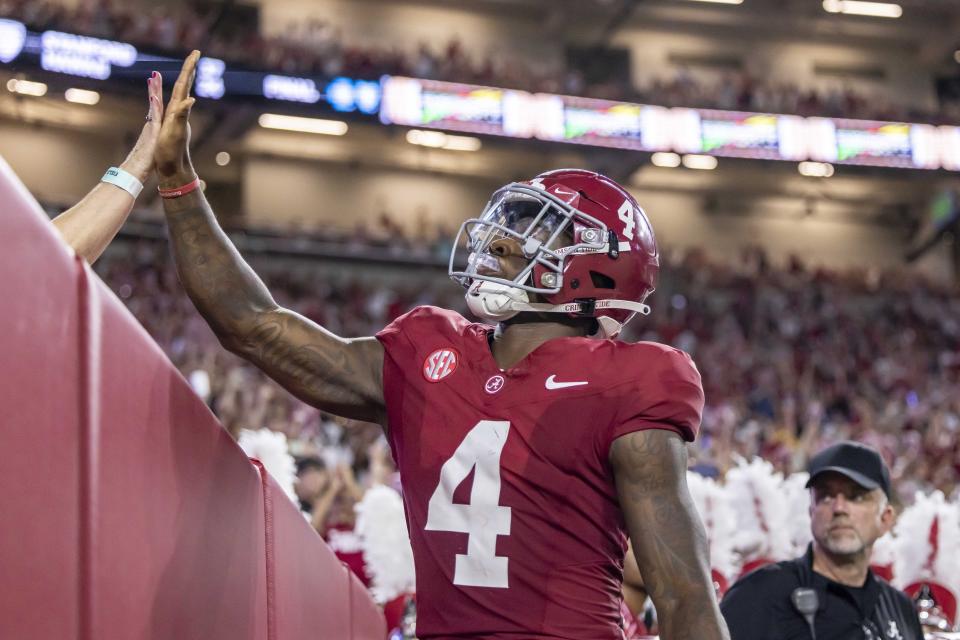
[545,375,589,390]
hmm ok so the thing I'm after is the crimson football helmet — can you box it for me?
[449,169,659,338]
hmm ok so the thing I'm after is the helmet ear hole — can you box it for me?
[589,271,616,290]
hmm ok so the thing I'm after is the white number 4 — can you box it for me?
[425,420,512,588]
[617,199,636,241]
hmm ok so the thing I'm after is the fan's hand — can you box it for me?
[120,71,164,182]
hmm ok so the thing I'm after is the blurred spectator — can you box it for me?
[627,246,960,504]
[311,463,369,584]
[295,456,329,513]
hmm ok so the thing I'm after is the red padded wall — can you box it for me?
[0,160,384,640]
[350,570,389,640]
[0,157,83,640]
[259,468,385,640]
[261,469,353,639]
[88,282,268,640]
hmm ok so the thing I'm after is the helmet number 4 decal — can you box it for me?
[617,200,636,241]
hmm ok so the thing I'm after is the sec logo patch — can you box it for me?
[423,348,460,382]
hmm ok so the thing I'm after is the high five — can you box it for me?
[154,51,728,640]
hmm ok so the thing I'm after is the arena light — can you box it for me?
[682,154,718,170]
[195,57,225,100]
[262,75,322,104]
[6,79,48,97]
[441,135,482,152]
[215,151,231,166]
[798,161,835,177]
[651,152,682,168]
[327,77,356,112]
[0,19,27,63]
[354,80,382,115]
[822,0,902,18]
[40,30,138,80]
[64,88,100,105]
[257,114,348,136]
[407,129,446,148]
[406,129,482,151]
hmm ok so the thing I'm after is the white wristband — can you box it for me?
[101,166,143,198]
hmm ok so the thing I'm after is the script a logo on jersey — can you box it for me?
[485,375,505,394]
[423,348,459,382]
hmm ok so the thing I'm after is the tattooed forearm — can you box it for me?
[611,430,730,640]
[161,192,385,421]
[241,311,384,422]
[163,197,275,340]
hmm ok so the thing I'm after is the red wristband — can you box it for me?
[158,177,201,199]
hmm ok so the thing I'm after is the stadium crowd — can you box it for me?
[2,0,956,123]
[92,232,960,533]
[7,2,959,635]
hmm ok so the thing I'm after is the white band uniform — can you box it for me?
[100,166,143,198]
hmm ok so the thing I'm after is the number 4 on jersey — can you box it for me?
[425,420,512,588]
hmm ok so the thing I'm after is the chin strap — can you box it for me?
[507,298,651,317]
[465,280,650,339]
[507,299,650,339]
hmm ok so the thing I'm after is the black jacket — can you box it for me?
[720,545,923,640]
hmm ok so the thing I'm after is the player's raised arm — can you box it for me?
[610,430,730,640]
[153,51,385,423]
[52,71,164,263]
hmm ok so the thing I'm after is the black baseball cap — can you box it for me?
[805,441,892,498]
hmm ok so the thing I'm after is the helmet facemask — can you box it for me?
[450,179,654,334]
[449,182,607,299]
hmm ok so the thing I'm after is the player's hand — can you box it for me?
[155,50,200,183]
[119,71,164,183]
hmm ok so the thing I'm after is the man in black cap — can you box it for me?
[720,441,924,640]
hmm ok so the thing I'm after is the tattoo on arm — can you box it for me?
[240,311,384,422]
[163,200,274,337]
[610,430,730,640]
[162,195,384,421]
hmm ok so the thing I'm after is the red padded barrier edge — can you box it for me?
[90,282,268,640]
[77,256,99,640]
[253,459,279,640]
[344,561,355,640]
[254,460,386,639]
[350,566,389,640]
[0,156,83,640]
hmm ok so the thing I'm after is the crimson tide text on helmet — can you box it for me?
[448,168,659,338]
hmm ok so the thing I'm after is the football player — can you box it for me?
[154,52,729,640]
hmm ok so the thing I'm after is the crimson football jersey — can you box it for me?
[376,306,703,640]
